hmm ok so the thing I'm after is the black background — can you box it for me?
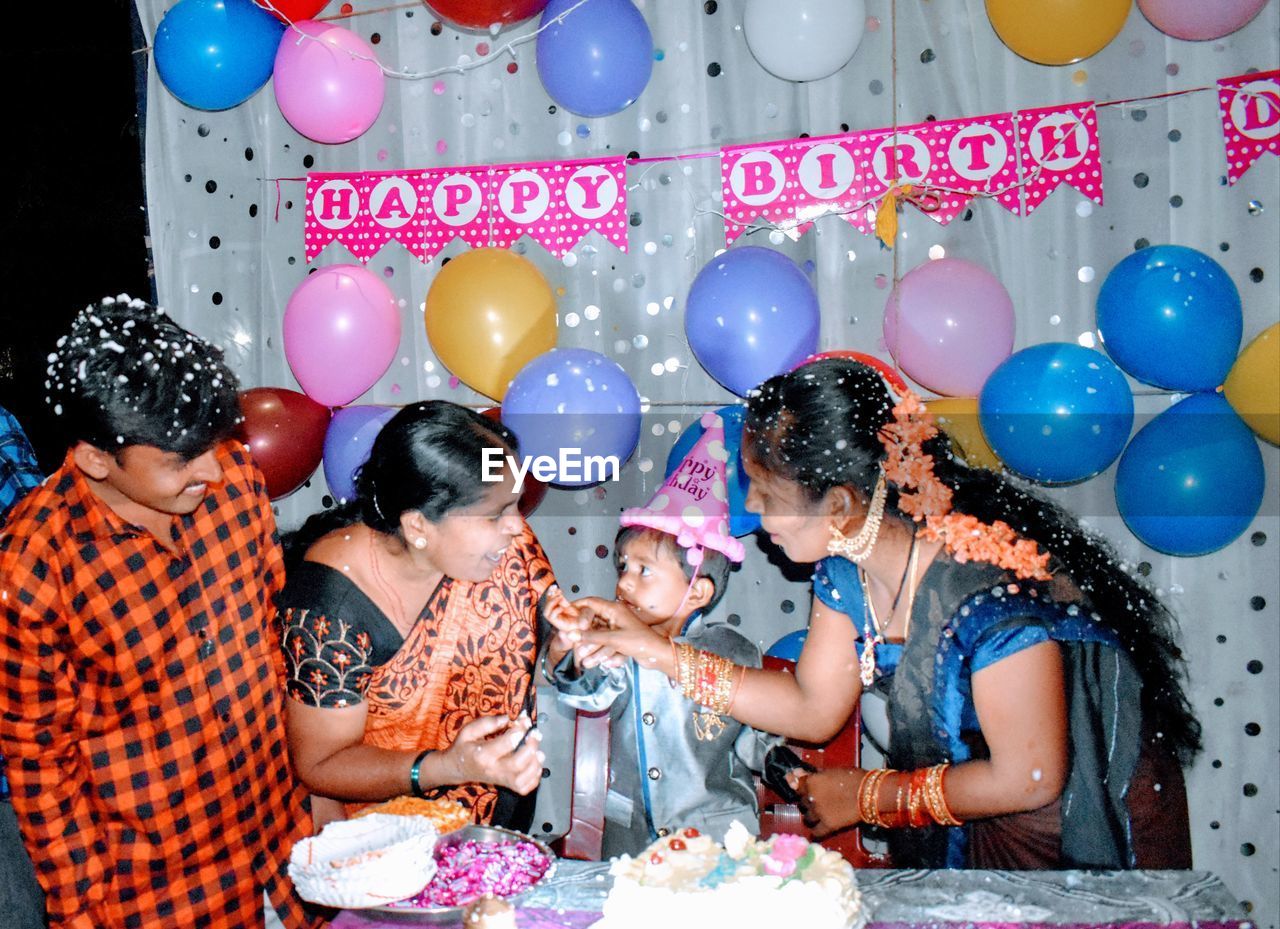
[1,1,149,468]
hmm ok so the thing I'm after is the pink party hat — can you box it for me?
[620,412,746,565]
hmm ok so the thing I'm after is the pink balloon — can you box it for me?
[1137,0,1268,40]
[273,21,385,144]
[882,258,1015,397]
[283,265,401,406]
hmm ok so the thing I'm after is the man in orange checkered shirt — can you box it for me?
[0,297,321,929]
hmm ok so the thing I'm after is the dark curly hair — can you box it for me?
[744,357,1201,764]
[44,295,240,457]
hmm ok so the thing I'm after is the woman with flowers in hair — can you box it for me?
[573,358,1198,869]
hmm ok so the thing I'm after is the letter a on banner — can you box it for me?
[1219,69,1280,184]
[1016,102,1104,215]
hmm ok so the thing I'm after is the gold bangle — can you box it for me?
[924,763,963,826]
[858,768,892,828]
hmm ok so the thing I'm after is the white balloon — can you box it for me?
[744,0,868,82]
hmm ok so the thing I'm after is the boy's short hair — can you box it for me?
[614,524,733,615]
[45,295,241,458]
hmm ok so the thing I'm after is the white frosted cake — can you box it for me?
[597,822,864,929]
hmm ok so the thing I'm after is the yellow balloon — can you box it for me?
[986,0,1132,65]
[425,248,557,401]
[1224,322,1280,446]
[926,397,1003,471]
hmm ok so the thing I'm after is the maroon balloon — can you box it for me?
[482,407,548,517]
[238,388,332,500]
[426,0,549,30]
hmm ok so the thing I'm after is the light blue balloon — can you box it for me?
[1115,392,1265,557]
[664,405,761,537]
[979,343,1134,484]
[501,349,642,487]
[322,406,397,503]
[154,0,285,111]
[536,0,653,117]
[1096,245,1242,391]
[685,247,821,397]
[765,629,809,662]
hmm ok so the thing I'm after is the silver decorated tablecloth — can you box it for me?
[334,861,1250,928]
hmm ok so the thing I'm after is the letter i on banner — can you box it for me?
[490,163,556,251]
[305,173,364,262]
[421,167,493,259]
[720,142,795,245]
[557,157,627,257]
[361,171,429,262]
[1016,102,1103,215]
[1218,69,1280,184]
[789,135,864,235]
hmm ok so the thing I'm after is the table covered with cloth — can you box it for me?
[332,860,1250,929]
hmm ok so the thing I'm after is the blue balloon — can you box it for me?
[979,343,1134,484]
[154,0,285,111]
[536,0,653,117]
[686,247,821,397]
[502,349,642,487]
[664,405,761,538]
[1115,392,1265,557]
[1096,245,1242,391]
[322,405,397,503]
[765,629,808,662]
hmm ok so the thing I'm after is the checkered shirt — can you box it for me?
[0,441,321,929]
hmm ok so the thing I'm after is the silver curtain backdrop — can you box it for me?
[134,1,1278,922]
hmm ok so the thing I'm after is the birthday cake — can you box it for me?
[597,822,864,929]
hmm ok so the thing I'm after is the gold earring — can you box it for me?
[827,473,887,563]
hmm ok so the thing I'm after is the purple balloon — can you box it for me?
[322,405,397,503]
[883,258,1015,397]
[501,349,642,487]
[685,247,821,397]
[536,0,653,118]
[273,21,385,144]
[283,265,401,407]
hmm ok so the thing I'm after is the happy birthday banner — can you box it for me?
[304,69,1277,262]
[304,157,628,262]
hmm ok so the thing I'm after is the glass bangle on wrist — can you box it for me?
[409,748,435,799]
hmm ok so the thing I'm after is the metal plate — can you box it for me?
[366,824,558,924]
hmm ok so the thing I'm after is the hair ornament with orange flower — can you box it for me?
[877,391,1052,581]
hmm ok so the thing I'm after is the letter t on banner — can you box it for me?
[1219,69,1280,184]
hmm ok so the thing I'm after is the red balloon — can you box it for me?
[238,388,332,500]
[425,0,549,30]
[794,350,910,395]
[481,407,548,517]
[254,0,332,22]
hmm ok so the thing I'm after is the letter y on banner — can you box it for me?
[1219,69,1280,184]
[1016,102,1103,215]
[557,158,628,256]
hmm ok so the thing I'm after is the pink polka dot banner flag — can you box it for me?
[552,158,628,257]
[720,140,831,245]
[304,157,628,263]
[304,173,365,262]
[1014,102,1104,216]
[1218,69,1280,185]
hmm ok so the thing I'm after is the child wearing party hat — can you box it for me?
[542,412,779,858]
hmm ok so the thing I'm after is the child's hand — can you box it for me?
[573,597,668,671]
[543,585,590,667]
